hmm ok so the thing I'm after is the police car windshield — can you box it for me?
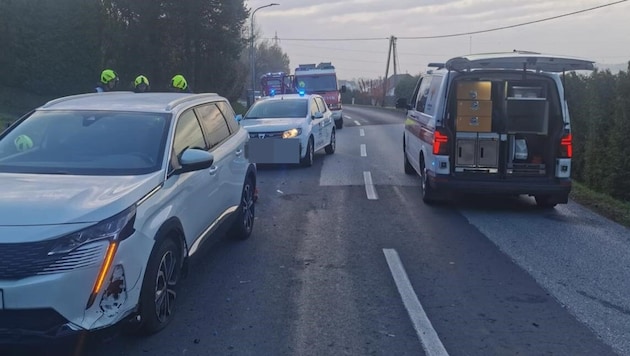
[0,110,170,175]
[245,99,308,119]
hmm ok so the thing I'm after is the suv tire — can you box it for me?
[137,237,182,335]
[230,176,256,240]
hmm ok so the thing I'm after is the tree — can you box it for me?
[395,75,419,101]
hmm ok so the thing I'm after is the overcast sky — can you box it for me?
[244,0,630,81]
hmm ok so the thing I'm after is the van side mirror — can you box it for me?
[312,112,324,119]
[340,85,347,93]
[395,97,408,109]
[235,114,243,123]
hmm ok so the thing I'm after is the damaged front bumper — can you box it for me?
[0,236,151,344]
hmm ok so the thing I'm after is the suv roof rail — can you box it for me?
[512,49,541,54]
[165,93,219,111]
[41,91,134,108]
[427,62,445,69]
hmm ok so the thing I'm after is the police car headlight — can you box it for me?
[282,128,301,139]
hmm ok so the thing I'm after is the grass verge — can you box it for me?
[570,181,630,228]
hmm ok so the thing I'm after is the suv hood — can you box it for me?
[240,118,305,132]
[0,172,164,226]
[446,53,595,72]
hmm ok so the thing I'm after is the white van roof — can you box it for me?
[445,52,595,72]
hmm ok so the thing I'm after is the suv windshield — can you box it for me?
[245,99,308,119]
[0,110,170,175]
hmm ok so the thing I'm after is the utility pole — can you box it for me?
[273,31,279,46]
[249,3,279,107]
[382,35,395,107]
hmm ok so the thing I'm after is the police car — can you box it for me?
[239,92,336,167]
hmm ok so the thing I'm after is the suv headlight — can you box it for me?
[48,205,137,256]
[283,128,302,139]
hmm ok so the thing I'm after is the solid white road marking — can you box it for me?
[360,144,367,157]
[354,120,361,126]
[363,171,378,200]
[360,128,365,136]
[383,249,450,356]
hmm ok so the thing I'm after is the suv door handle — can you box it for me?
[235,149,243,156]
[208,166,218,175]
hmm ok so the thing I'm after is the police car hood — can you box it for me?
[240,118,305,132]
[0,172,163,226]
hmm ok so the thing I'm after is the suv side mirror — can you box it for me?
[395,97,408,109]
[312,112,324,120]
[176,148,214,174]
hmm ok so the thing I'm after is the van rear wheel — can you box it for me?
[535,195,557,209]
[421,167,438,204]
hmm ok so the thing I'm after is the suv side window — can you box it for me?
[216,101,239,134]
[172,109,207,157]
[415,76,433,113]
[195,103,231,149]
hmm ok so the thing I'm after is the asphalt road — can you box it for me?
[5,105,629,356]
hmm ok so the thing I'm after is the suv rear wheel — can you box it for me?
[230,176,256,240]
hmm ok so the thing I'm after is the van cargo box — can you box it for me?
[456,81,492,100]
[457,100,493,117]
[456,115,492,132]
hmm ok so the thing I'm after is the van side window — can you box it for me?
[423,76,442,116]
[415,76,433,113]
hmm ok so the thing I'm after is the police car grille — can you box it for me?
[249,131,284,139]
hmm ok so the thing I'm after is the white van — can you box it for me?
[400,51,594,207]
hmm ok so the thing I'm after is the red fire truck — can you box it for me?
[293,63,346,129]
[260,72,295,97]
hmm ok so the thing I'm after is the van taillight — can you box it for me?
[433,131,449,155]
[560,133,573,158]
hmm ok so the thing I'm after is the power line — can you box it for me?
[267,1,627,42]
[398,0,628,39]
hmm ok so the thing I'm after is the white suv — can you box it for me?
[0,92,257,341]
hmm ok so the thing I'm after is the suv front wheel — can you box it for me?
[137,237,182,335]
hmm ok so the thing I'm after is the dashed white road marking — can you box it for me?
[360,144,367,157]
[363,171,378,200]
[345,115,352,119]
[360,129,365,136]
[354,120,361,126]
[383,249,450,356]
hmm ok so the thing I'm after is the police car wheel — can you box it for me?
[301,137,314,167]
[325,129,335,154]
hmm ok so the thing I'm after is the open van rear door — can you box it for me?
[445,53,595,72]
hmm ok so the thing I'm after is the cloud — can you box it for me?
[246,0,630,80]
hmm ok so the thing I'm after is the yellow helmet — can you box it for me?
[134,75,149,87]
[100,69,118,84]
[171,74,188,90]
